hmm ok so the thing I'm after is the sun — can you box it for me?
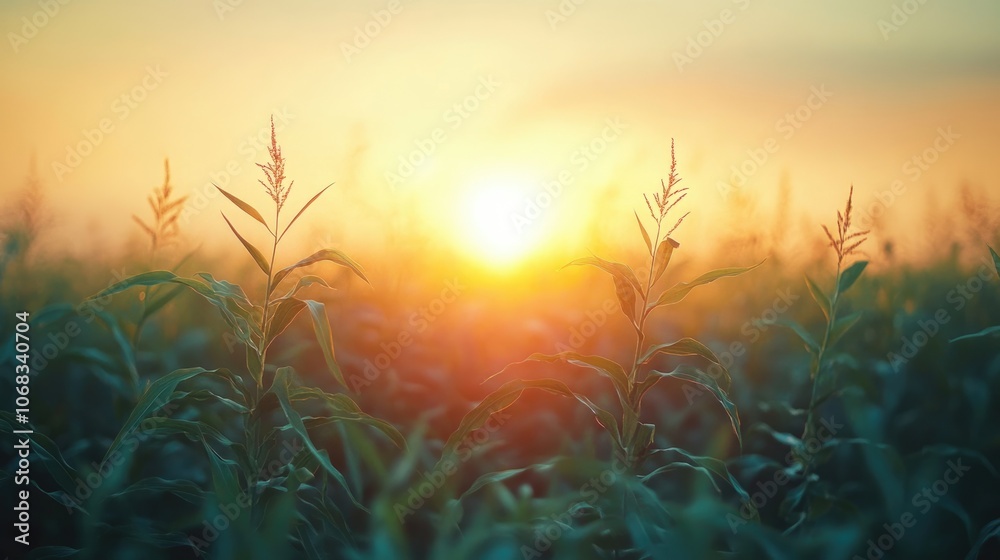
[457,179,537,267]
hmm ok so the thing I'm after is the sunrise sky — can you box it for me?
[2,0,999,267]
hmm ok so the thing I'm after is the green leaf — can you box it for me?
[112,477,208,505]
[965,518,1000,560]
[86,270,179,301]
[990,246,1000,278]
[289,386,406,448]
[91,309,140,391]
[648,260,764,313]
[280,184,332,241]
[776,319,820,355]
[565,255,645,298]
[278,275,334,300]
[494,352,630,411]
[911,444,1000,478]
[270,367,365,510]
[805,275,831,321]
[0,413,81,500]
[950,325,1000,343]
[642,461,720,492]
[247,347,264,387]
[266,297,307,347]
[215,184,271,231]
[634,211,652,255]
[87,271,261,343]
[639,366,741,447]
[270,249,370,295]
[201,437,246,529]
[25,546,81,559]
[638,337,730,388]
[828,310,863,348]
[100,367,216,468]
[837,260,868,293]
[452,457,573,503]
[222,212,271,275]
[303,300,347,389]
[651,237,680,285]
[649,448,754,515]
[436,378,601,473]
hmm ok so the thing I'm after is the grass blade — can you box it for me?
[651,237,680,285]
[270,249,370,296]
[271,367,365,511]
[634,211,652,255]
[648,260,764,312]
[639,366,742,447]
[303,300,346,389]
[100,367,216,468]
[279,184,332,242]
[222,213,271,276]
[266,296,307,348]
[565,255,645,298]
[639,337,730,388]
[951,325,1000,343]
[838,260,868,293]
[805,275,831,321]
[215,183,271,232]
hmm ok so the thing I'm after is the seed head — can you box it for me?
[823,185,869,265]
[257,116,294,212]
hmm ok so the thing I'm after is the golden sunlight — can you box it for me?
[456,177,539,267]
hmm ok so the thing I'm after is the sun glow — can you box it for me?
[457,178,539,267]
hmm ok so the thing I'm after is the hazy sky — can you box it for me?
[2,0,999,265]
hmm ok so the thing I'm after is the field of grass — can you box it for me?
[2,126,1000,560]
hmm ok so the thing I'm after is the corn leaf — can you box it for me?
[270,249,370,295]
[215,184,270,232]
[222,213,271,276]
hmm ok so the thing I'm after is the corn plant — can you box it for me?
[84,117,404,557]
[793,186,870,453]
[752,186,871,530]
[129,158,197,348]
[434,142,762,552]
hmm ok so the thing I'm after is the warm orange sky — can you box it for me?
[2,0,999,267]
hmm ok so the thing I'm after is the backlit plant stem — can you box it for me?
[802,258,842,460]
